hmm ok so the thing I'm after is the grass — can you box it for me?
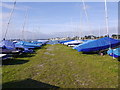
[2,44,119,88]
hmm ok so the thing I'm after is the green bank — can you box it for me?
[2,44,118,88]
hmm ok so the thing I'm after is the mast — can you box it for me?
[4,0,16,40]
[104,0,114,59]
[104,0,109,37]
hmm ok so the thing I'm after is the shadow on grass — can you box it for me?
[118,57,120,61]
[2,59,29,65]
[40,46,47,49]
[2,78,60,88]
[13,54,35,58]
[82,50,108,55]
[82,52,98,55]
[33,47,41,51]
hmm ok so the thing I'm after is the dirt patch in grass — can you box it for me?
[44,52,55,56]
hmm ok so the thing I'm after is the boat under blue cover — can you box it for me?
[15,43,35,49]
[31,41,42,45]
[73,37,120,52]
[73,40,94,50]
[0,40,15,49]
[0,40,21,54]
[15,41,41,48]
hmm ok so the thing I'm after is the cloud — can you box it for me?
[49,26,118,38]
[1,2,31,11]
[1,25,117,40]
[0,12,10,20]
[80,4,90,10]
[1,3,14,10]
[3,30,50,40]
[0,12,18,30]
[74,3,90,11]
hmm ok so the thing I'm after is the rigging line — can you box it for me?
[80,7,83,39]
[70,18,73,37]
[81,0,92,36]
[99,25,101,38]
[4,0,16,40]
[22,8,28,40]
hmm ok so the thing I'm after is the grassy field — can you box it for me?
[2,44,119,88]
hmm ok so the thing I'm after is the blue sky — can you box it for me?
[1,2,118,39]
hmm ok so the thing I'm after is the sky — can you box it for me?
[1,1,118,39]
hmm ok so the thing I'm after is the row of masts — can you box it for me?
[3,0,110,40]
[3,0,28,40]
[68,0,109,38]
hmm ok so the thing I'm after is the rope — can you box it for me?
[80,8,83,39]
[99,25,101,38]
[4,0,16,40]
[81,0,92,36]
[22,8,28,40]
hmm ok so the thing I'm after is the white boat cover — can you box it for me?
[64,40,83,45]
[0,54,7,58]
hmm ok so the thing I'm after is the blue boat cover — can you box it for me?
[15,44,35,49]
[107,48,120,58]
[31,41,42,45]
[73,37,120,52]
[22,47,34,53]
[0,40,15,49]
[15,41,41,48]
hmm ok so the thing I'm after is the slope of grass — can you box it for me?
[2,44,119,88]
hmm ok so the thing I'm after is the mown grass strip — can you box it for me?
[2,44,119,88]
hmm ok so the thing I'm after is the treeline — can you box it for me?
[111,34,120,39]
[69,34,120,40]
